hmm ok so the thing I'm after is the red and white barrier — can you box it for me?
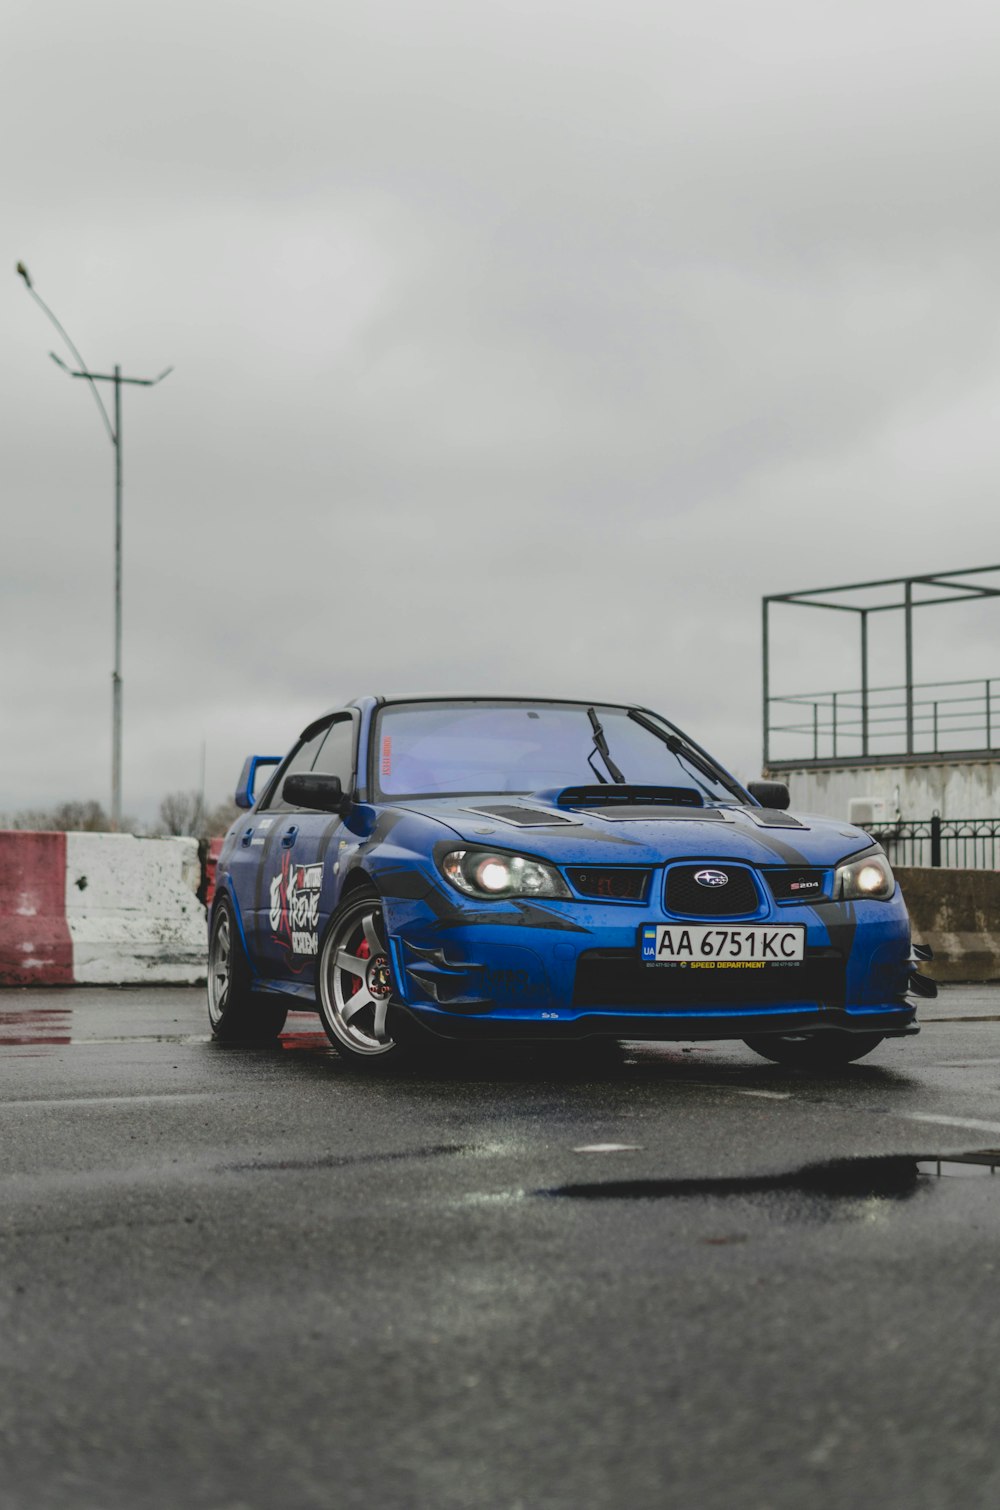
[204,836,224,911]
[0,832,207,986]
[0,832,74,986]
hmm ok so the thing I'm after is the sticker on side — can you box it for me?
[270,860,323,958]
[641,924,805,968]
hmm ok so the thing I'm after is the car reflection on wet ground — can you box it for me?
[4,983,1000,1510]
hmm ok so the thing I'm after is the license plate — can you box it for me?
[640,924,805,967]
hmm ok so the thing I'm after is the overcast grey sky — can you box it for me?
[5,0,1000,819]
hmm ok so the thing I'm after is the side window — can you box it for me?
[261,726,330,813]
[311,716,355,790]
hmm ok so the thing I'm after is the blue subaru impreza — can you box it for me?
[208,696,923,1067]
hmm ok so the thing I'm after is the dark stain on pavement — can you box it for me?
[228,1142,469,1173]
[537,1150,1000,1204]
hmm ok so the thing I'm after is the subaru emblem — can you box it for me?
[694,869,729,888]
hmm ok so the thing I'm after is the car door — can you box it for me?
[244,722,330,983]
[254,713,357,987]
[223,755,282,963]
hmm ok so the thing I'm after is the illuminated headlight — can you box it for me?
[440,849,571,900]
[834,849,895,901]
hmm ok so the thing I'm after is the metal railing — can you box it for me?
[766,676,999,764]
[866,816,1000,869]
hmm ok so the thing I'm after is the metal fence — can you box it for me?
[866,816,1000,869]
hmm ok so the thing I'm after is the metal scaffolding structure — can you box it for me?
[763,565,1000,769]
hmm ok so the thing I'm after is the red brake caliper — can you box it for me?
[349,935,371,997]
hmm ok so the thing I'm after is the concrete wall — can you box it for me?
[0,831,207,986]
[770,757,1000,824]
[897,866,1000,982]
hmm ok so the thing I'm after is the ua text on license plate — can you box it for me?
[640,924,805,967]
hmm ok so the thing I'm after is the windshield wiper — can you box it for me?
[587,707,626,784]
[627,709,742,801]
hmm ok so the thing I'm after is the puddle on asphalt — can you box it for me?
[0,1008,71,1049]
[537,1151,1000,1203]
[915,1155,1000,1177]
[0,1004,328,1053]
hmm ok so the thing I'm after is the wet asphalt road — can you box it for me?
[3,989,1000,1509]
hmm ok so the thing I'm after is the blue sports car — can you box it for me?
[208,696,926,1067]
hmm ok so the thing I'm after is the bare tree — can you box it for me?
[204,797,241,837]
[1,800,137,832]
[157,790,207,838]
[1,792,235,839]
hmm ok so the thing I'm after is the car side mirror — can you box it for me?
[747,780,791,811]
[283,772,347,814]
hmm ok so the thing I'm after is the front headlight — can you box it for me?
[440,849,571,900]
[834,848,895,901]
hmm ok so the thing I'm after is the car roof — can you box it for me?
[304,694,641,735]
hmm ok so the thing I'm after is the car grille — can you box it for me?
[665,864,759,916]
[572,948,845,1010]
[566,867,651,902]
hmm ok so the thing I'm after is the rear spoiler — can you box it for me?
[235,755,283,810]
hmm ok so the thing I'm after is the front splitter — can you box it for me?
[394,1001,918,1044]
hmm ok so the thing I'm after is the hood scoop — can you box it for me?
[554,784,705,810]
[741,808,808,831]
[582,806,727,823]
[464,803,576,828]
[549,783,725,823]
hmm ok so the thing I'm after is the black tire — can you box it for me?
[743,1030,885,1068]
[317,890,405,1066]
[207,895,288,1042]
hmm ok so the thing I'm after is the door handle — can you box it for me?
[241,829,253,847]
[281,826,298,848]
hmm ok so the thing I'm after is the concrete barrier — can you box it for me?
[896,867,1000,982]
[0,831,207,986]
[65,833,206,984]
[0,831,74,986]
[203,836,224,911]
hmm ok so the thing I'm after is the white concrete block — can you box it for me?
[64,833,207,985]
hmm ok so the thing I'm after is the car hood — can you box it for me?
[389,795,874,869]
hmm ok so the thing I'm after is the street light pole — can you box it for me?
[16,263,172,830]
[114,365,123,829]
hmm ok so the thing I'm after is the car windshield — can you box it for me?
[373,701,739,802]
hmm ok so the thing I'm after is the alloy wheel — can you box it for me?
[208,909,231,1027]
[320,899,396,1057]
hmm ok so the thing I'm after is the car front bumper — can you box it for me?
[382,887,916,1042]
